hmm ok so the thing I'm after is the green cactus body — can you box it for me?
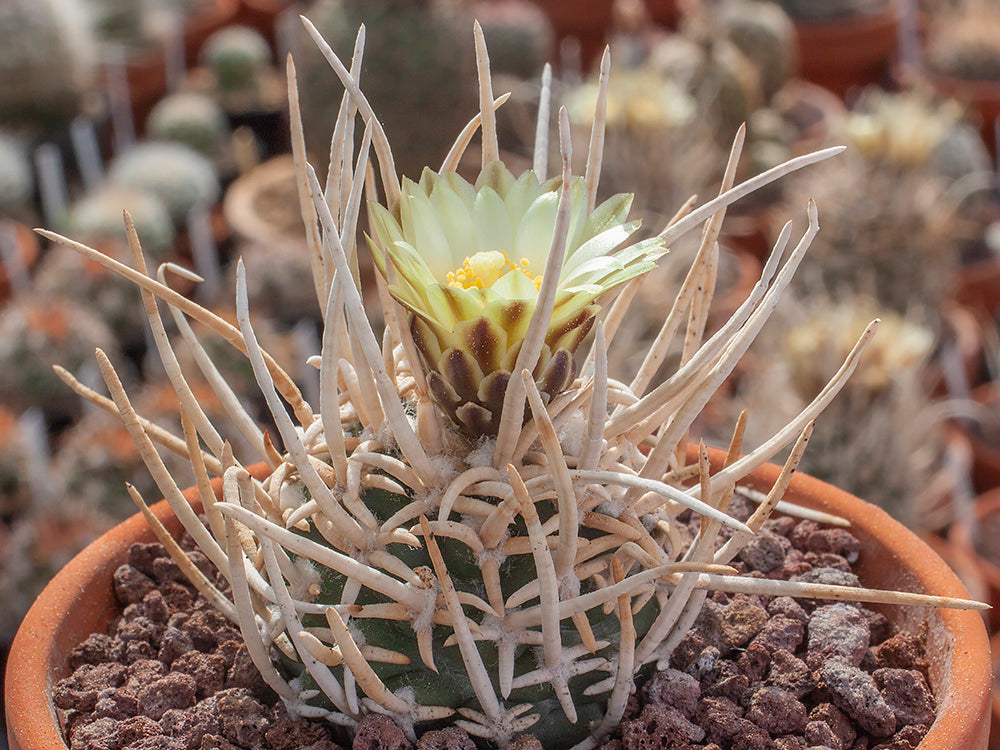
[0,0,98,129]
[202,25,272,93]
[147,92,232,157]
[721,0,796,101]
[296,0,477,179]
[927,4,1000,82]
[107,142,221,223]
[0,132,35,220]
[49,16,985,750]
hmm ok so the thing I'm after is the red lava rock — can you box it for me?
[137,672,198,721]
[765,649,814,698]
[870,724,930,750]
[160,708,221,750]
[767,596,809,624]
[199,734,240,750]
[789,520,821,550]
[804,552,852,572]
[180,610,238,652]
[718,597,769,649]
[806,528,861,562]
[69,633,119,669]
[745,686,808,734]
[820,661,897,738]
[773,736,806,750]
[805,719,843,749]
[792,567,861,591]
[738,529,792,573]
[117,716,162,747]
[736,641,771,683]
[265,704,334,750]
[352,714,411,750]
[641,668,701,718]
[171,651,228,699]
[53,663,128,711]
[670,630,710,672]
[69,716,120,750]
[750,614,805,654]
[872,669,936,726]
[862,610,894,646]
[114,565,157,605]
[128,543,170,577]
[701,659,750,703]
[159,582,196,612]
[226,642,276,702]
[209,689,270,750]
[870,632,928,674]
[143,590,172,624]
[151,555,185,583]
[158,627,195,667]
[807,604,871,669]
[416,727,477,749]
[125,659,167,690]
[92,688,140,720]
[810,702,858,749]
[762,516,797,537]
[507,735,544,750]
[618,704,705,748]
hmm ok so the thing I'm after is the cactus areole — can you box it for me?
[42,16,986,750]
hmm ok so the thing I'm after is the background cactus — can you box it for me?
[294,0,477,179]
[44,17,984,750]
[719,0,797,102]
[202,24,273,93]
[0,131,35,221]
[926,1,1000,82]
[62,185,176,258]
[146,92,233,158]
[0,0,99,130]
[107,142,222,224]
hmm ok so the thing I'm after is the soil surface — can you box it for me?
[56,499,936,750]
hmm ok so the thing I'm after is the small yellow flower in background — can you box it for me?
[368,161,665,435]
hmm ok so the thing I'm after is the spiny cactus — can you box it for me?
[926,0,1000,82]
[719,0,797,102]
[294,0,476,179]
[44,19,985,750]
[202,25,273,93]
[0,0,98,130]
[147,92,232,158]
[63,185,176,259]
[729,295,945,528]
[0,131,35,221]
[107,142,221,224]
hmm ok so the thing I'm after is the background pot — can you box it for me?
[5,455,992,750]
[793,4,900,99]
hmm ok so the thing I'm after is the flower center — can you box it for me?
[446,250,542,291]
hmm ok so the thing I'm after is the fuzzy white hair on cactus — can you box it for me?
[42,15,987,750]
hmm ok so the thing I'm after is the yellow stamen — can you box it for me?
[448,251,542,291]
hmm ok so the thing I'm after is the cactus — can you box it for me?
[202,25,273,93]
[146,92,232,158]
[472,1,554,81]
[107,142,221,224]
[719,0,797,101]
[926,1,1000,82]
[0,0,98,130]
[730,294,943,528]
[63,185,176,258]
[80,0,163,52]
[0,131,35,221]
[294,0,477,179]
[769,0,890,20]
[44,19,985,750]
[0,295,120,418]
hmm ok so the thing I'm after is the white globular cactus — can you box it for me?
[107,142,221,224]
[146,92,233,158]
[44,19,986,750]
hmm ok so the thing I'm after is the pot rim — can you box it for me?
[5,454,991,750]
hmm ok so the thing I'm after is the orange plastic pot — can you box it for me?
[950,489,1000,629]
[793,4,900,99]
[5,454,992,749]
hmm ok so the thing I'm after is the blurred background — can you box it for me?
[0,0,999,745]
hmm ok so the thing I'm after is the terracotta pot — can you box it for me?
[792,3,901,100]
[530,0,614,73]
[5,454,992,750]
[930,75,1000,158]
[643,0,679,29]
[0,221,40,303]
[966,384,1000,495]
[952,254,1000,320]
[949,489,1000,631]
[990,632,1000,750]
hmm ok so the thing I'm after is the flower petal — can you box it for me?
[473,186,514,255]
[491,268,539,300]
[513,191,559,268]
